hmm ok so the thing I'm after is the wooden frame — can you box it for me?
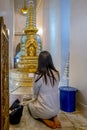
[0,17,9,130]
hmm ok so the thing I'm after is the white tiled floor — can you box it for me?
[9,86,87,130]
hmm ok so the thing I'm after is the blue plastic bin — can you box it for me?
[59,86,77,112]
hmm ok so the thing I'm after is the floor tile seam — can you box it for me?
[64,113,87,127]
[62,112,78,128]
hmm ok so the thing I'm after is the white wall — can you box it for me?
[0,0,14,68]
[36,0,70,78]
[36,0,61,73]
[48,0,61,72]
[14,0,26,57]
[36,0,43,39]
[60,0,70,77]
[70,0,87,113]
[0,0,10,28]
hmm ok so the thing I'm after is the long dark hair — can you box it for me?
[35,51,60,86]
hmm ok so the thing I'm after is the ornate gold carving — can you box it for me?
[26,39,38,56]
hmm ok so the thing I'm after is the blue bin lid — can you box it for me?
[59,86,77,91]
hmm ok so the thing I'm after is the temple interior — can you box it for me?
[0,0,87,130]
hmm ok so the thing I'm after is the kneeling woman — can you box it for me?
[28,51,61,129]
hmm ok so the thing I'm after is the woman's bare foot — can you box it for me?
[53,116,61,128]
[42,119,56,129]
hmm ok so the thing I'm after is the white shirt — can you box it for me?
[28,71,60,119]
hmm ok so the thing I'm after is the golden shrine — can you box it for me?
[18,2,38,73]
[10,1,41,87]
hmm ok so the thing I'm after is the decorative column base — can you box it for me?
[9,69,34,87]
